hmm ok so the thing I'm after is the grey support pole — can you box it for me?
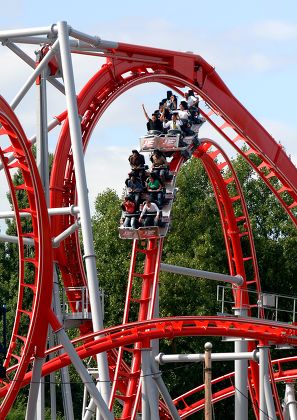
[0,26,55,38]
[139,353,152,420]
[30,54,50,420]
[151,363,181,420]
[56,20,110,406]
[25,356,45,420]
[35,377,45,420]
[83,399,95,420]
[284,383,297,420]
[264,376,277,420]
[10,38,60,110]
[5,41,65,94]
[156,351,258,364]
[258,345,277,420]
[36,63,49,197]
[53,266,74,419]
[55,327,113,420]
[259,346,268,420]
[160,263,243,285]
[204,342,212,420]
[141,348,160,420]
[234,308,248,420]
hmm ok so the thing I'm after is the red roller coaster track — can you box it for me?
[0,37,297,418]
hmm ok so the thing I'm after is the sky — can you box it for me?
[0,0,296,231]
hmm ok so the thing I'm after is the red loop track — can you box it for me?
[0,96,53,417]
[1,42,297,417]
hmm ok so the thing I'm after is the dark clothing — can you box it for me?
[127,178,144,206]
[146,118,163,132]
[128,153,145,169]
[127,178,143,192]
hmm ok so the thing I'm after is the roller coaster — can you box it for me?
[0,21,296,419]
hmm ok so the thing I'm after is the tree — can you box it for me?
[91,154,297,418]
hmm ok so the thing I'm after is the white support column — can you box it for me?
[32,54,49,420]
[53,266,74,419]
[10,39,59,110]
[264,376,277,420]
[83,399,95,420]
[141,349,151,420]
[26,356,45,420]
[48,329,57,420]
[258,345,277,420]
[204,342,212,420]
[233,307,248,420]
[55,327,113,420]
[151,363,181,420]
[285,383,297,420]
[57,20,110,407]
[34,377,45,420]
[160,263,243,285]
[259,346,268,420]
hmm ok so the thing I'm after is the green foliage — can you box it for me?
[1,149,297,417]
[92,189,131,327]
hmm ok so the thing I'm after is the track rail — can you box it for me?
[48,53,297,417]
[2,315,297,394]
[0,96,53,416]
[0,40,296,417]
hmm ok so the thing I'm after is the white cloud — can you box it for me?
[251,20,297,41]
[0,15,296,229]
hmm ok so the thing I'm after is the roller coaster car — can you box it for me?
[119,226,161,240]
[139,130,199,153]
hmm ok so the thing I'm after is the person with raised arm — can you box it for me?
[142,104,163,132]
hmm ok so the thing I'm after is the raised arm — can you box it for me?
[142,104,149,121]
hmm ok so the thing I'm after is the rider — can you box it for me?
[139,196,160,227]
[126,174,144,206]
[162,111,183,132]
[142,104,163,132]
[128,149,146,180]
[146,172,163,208]
[150,149,169,182]
[121,196,138,229]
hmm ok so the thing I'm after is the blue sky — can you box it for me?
[0,0,296,223]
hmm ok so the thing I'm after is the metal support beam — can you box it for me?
[160,263,243,285]
[259,346,272,420]
[0,233,34,246]
[52,266,74,420]
[57,20,110,406]
[10,38,60,110]
[0,25,56,39]
[34,377,45,420]
[141,348,160,420]
[151,363,181,420]
[155,351,258,364]
[0,206,79,219]
[35,62,53,419]
[25,356,45,420]
[52,222,79,248]
[284,383,297,420]
[234,308,248,420]
[5,41,65,94]
[55,326,113,420]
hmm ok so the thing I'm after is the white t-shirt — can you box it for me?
[163,120,183,131]
[178,110,190,120]
[140,202,160,218]
[187,95,198,107]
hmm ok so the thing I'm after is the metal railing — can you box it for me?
[62,286,104,320]
[217,285,297,323]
